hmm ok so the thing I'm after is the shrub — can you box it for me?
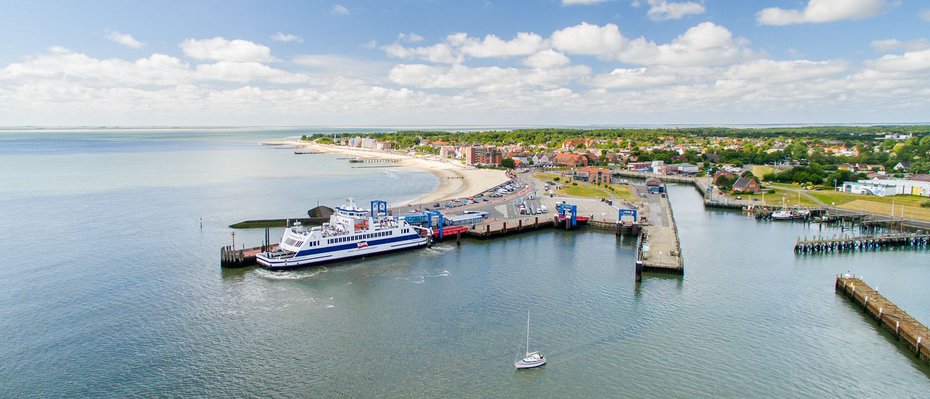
[553,177,560,182]
[572,182,578,186]
[921,200,930,208]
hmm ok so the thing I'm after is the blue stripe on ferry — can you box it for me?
[294,234,422,257]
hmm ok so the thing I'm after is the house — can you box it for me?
[561,140,585,150]
[731,176,761,193]
[894,162,910,172]
[575,167,612,185]
[553,153,588,167]
[532,153,552,167]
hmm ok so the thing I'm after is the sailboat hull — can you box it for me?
[514,358,547,369]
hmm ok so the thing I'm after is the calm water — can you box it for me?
[1,130,928,398]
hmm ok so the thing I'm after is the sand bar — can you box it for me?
[265,140,509,205]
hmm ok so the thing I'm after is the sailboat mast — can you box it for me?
[526,310,531,356]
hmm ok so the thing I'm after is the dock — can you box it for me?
[465,216,556,239]
[635,186,683,281]
[835,275,930,365]
[221,244,277,268]
[795,233,930,254]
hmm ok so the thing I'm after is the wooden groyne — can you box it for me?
[795,233,930,254]
[347,157,400,164]
[835,275,930,365]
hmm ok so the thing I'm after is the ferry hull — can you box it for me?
[256,237,429,270]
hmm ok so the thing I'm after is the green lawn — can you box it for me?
[725,188,820,207]
[750,164,774,177]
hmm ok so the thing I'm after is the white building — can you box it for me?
[841,179,930,197]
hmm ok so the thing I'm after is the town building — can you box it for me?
[553,153,588,167]
[841,179,930,197]
[464,146,501,166]
[731,176,761,193]
[575,167,612,185]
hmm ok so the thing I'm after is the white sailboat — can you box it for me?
[514,311,546,369]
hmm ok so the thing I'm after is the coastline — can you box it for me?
[265,140,510,205]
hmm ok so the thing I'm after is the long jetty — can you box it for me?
[835,275,930,365]
[795,233,930,254]
[635,188,683,281]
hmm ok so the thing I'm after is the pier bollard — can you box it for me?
[456,232,461,246]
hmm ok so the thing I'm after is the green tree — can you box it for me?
[500,158,515,168]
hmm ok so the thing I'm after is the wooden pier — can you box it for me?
[795,233,930,254]
[835,275,930,365]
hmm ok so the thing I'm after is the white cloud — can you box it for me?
[562,0,608,5]
[645,0,705,21]
[383,42,460,64]
[871,38,930,53]
[180,37,273,62]
[724,59,848,82]
[271,32,303,43]
[757,0,887,26]
[551,22,625,58]
[551,21,749,67]
[105,30,144,48]
[331,4,350,16]
[523,50,571,69]
[591,67,679,89]
[194,62,308,84]
[398,33,424,43]
[867,49,930,73]
[453,32,547,58]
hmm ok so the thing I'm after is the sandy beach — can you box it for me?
[265,140,510,205]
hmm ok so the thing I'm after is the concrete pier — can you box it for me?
[635,186,683,280]
[836,275,930,365]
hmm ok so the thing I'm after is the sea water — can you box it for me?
[0,129,928,398]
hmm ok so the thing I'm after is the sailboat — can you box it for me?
[514,311,546,369]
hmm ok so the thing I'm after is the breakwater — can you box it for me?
[836,275,930,365]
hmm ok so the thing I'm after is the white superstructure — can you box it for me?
[256,199,431,269]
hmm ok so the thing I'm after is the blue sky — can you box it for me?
[2,0,929,126]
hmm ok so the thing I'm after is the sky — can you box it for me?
[1,0,929,126]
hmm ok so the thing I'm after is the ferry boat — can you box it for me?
[256,198,432,269]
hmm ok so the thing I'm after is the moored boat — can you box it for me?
[256,198,431,269]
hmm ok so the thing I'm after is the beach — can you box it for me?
[265,140,509,205]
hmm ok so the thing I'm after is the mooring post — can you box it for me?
[456,232,461,246]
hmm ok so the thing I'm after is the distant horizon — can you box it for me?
[2,122,930,132]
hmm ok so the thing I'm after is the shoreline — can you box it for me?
[265,140,510,205]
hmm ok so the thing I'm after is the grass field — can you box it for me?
[534,172,636,201]
[838,200,930,221]
[750,165,774,177]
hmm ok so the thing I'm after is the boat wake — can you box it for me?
[395,269,451,284]
[252,267,329,281]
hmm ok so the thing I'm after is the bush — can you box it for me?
[553,177,560,182]
[921,200,930,208]
[572,182,578,186]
